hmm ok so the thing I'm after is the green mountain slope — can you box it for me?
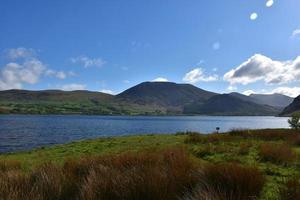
[184,94,281,116]
[117,82,217,112]
[280,95,300,116]
[250,93,294,108]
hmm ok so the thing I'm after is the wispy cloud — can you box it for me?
[61,83,86,91]
[242,87,300,98]
[227,86,237,91]
[183,68,218,83]
[100,89,115,95]
[224,54,300,85]
[45,70,66,79]
[291,29,300,38]
[212,42,220,50]
[71,55,106,68]
[6,47,36,60]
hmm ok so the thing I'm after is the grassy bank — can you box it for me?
[0,129,300,200]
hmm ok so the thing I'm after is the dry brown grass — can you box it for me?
[0,160,22,172]
[0,147,199,200]
[279,176,300,200]
[0,147,269,200]
[259,143,296,164]
[182,163,265,200]
[229,129,300,143]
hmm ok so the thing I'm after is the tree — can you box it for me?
[288,112,300,130]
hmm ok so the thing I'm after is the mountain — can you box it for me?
[117,82,217,112]
[0,82,283,116]
[280,95,300,116]
[249,93,294,108]
[183,94,281,116]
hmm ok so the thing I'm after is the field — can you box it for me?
[0,129,300,200]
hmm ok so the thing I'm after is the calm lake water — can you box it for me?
[0,115,289,153]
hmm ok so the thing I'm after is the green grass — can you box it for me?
[0,129,300,200]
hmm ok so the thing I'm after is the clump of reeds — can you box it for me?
[259,143,296,164]
[182,163,266,200]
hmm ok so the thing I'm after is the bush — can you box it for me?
[182,163,265,200]
[259,143,296,164]
[288,112,300,130]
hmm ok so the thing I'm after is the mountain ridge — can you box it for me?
[0,82,293,116]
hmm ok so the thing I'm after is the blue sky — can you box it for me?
[0,0,300,97]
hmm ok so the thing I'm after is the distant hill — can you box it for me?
[0,82,284,116]
[0,89,118,115]
[117,82,217,109]
[183,94,281,116]
[0,89,113,102]
[280,95,300,116]
[249,93,293,108]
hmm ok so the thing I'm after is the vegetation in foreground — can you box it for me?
[0,129,300,200]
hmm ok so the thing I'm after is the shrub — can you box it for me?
[288,112,300,130]
[279,176,300,200]
[182,163,265,200]
[259,143,296,164]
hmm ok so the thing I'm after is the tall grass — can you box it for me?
[0,148,198,200]
[259,143,296,164]
[182,163,265,200]
[0,147,268,200]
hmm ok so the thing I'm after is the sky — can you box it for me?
[0,0,300,97]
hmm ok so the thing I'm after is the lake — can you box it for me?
[0,115,290,153]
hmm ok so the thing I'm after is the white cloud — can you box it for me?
[291,29,300,38]
[227,86,237,91]
[61,84,86,91]
[123,80,130,84]
[266,0,274,7]
[0,58,46,90]
[100,89,115,95]
[243,90,255,96]
[6,47,36,60]
[152,77,169,82]
[183,68,218,83]
[224,54,300,85]
[45,70,67,79]
[71,55,106,68]
[0,47,77,90]
[271,87,300,98]
[212,42,220,50]
[250,13,258,20]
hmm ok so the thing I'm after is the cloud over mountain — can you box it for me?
[224,54,300,85]
[183,68,218,83]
